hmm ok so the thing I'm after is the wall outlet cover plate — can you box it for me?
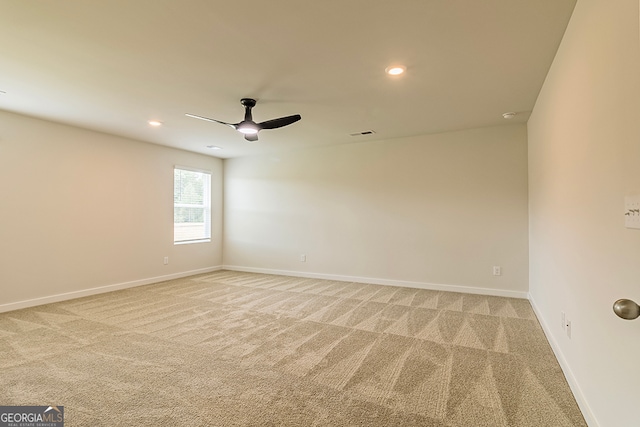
[624,195,640,229]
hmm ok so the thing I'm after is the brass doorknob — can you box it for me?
[613,299,640,320]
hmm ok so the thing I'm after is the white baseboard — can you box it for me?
[221,265,529,299]
[528,295,599,427]
[0,266,223,314]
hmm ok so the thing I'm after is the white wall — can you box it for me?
[0,110,223,310]
[528,0,640,425]
[224,124,529,296]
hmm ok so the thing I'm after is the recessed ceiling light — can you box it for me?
[148,120,163,126]
[502,112,517,119]
[385,65,406,76]
[206,145,222,150]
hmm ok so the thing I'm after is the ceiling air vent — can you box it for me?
[349,130,376,137]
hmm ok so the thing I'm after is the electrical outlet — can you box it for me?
[299,254,306,262]
[566,320,572,339]
[163,256,169,265]
[492,266,501,276]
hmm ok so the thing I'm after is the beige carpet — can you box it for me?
[1,270,586,426]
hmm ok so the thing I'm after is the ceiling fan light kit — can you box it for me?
[237,124,259,135]
[186,98,301,142]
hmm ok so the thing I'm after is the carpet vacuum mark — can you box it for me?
[0,271,587,426]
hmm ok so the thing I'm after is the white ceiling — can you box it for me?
[0,0,576,159]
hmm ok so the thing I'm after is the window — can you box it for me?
[174,167,211,244]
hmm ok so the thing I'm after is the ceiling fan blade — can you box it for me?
[258,114,301,130]
[185,113,236,129]
[244,133,259,142]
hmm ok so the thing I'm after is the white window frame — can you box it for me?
[173,166,211,245]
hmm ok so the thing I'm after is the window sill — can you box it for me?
[174,239,211,245]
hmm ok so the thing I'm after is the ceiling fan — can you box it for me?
[186,98,301,142]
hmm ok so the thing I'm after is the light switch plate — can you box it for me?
[624,195,640,229]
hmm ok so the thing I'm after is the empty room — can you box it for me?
[1,0,638,426]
